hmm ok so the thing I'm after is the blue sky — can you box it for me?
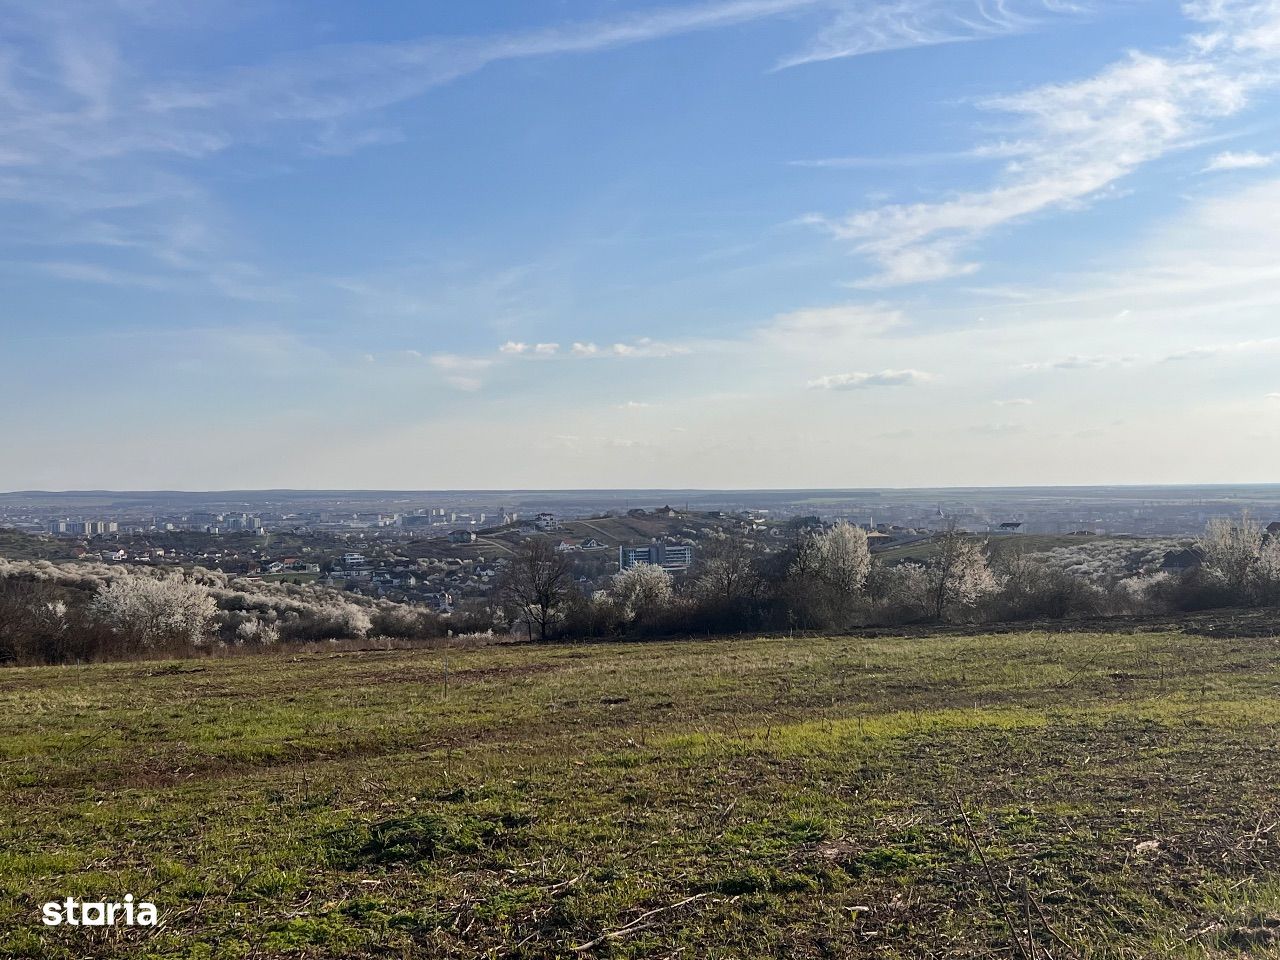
[5,0,1280,489]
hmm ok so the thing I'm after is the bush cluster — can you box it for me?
[0,558,450,664]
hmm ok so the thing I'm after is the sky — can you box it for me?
[5,0,1280,490]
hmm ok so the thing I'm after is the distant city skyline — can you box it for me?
[5,1,1280,489]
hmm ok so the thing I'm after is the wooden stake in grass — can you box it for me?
[950,787,1034,960]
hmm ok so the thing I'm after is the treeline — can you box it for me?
[6,516,1280,664]
[0,559,490,665]
[498,516,1280,640]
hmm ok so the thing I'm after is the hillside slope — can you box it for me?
[4,630,1280,957]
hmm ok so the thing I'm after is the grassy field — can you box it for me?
[870,535,1172,570]
[3,630,1280,958]
[0,530,76,561]
[871,534,1148,566]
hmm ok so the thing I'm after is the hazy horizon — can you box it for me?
[11,482,1280,496]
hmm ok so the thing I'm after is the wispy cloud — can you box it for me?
[430,353,492,371]
[1161,336,1280,361]
[969,422,1025,436]
[808,368,934,389]
[779,0,1093,68]
[1020,354,1133,371]
[1018,336,1280,372]
[789,143,1022,169]
[143,0,826,125]
[0,0,1108,306]
[760,303,903,342]
[808,3,1280,286]
[428,352,493,390]
[0,0,834,300]
[507,337,691,359]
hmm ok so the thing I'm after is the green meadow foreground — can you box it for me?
[4,631,1280,958]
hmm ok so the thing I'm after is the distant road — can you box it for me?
[476,536,515,557]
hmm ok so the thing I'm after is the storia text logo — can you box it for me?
[42,896,158,926]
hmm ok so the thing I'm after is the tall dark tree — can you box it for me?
[690,532,768,631]
[500,538,574,641]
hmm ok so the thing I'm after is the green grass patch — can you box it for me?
[4,628,1280,957]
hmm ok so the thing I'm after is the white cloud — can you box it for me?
[504,338,687,359]
[499,340,561,356]
[609,337,690,358]
[808,369,934,389]
[994,398,1034,406]
[1185,0,1280,55]
[810,5,1279,286]
[1203,149,1277,171]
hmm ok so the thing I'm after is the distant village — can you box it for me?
[3,501,971,616]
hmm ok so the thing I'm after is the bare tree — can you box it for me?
[0,578,69,663]
[872,561,933,624]
[694,533,762,608]
[1256,533,1280,605]
[500,538,574,641]
[684,532,769,631]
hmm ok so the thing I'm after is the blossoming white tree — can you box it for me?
[1199,514,1267,602]
[928,530,998,619]
[610,562,674,624]
[90,575,217,649]
[234,617,281,645]
[788,521,872,627]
